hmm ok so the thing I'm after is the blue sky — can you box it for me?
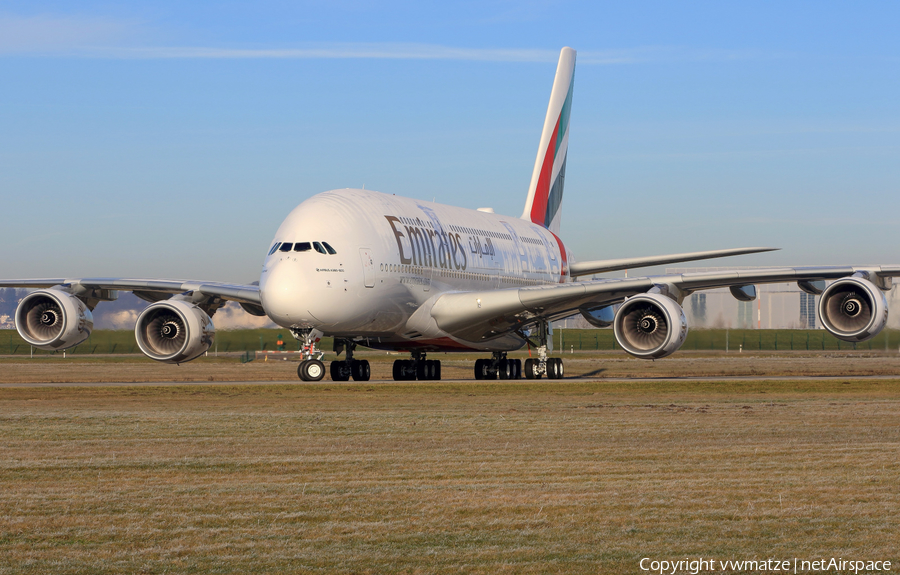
[1,1,898,282]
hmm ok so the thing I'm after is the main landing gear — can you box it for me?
[329,339,370,382]
[392,351,441,381]
[521,321,565,379]
[293,328,328,381]
[474,352,522,380]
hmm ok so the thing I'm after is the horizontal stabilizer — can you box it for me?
[568,247,779,278]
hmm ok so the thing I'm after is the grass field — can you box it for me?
[1,376,899,574]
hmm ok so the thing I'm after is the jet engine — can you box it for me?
[579,304,615,328]
[613,293,688,359]
[818,277,888,342]
[15,289,94,350]
[135,300,215,363]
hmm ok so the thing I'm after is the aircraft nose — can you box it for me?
[260,262,303,324]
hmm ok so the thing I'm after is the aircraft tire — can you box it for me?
[330,361,350,382]
[555,358,564,379]
[434,360,441,380]
[298,361,307,381]
[392,359,404,381]
[474,359,485,380]
[547,358,559,379]
[351,360,370,381]
[498,359,510,380]
[407,360,417,380]
[511,359,522,379]
[301,359,326,381]
[524,358,539,379]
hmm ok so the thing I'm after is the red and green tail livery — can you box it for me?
[521,47,576,236]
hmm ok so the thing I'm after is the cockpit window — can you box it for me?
[294,242,312,252]
[268,243,281,255]
[279,243,293,252]
[313,242,327,254]
[322,242,337,255]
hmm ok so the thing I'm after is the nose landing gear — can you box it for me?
[392,351,441,381]
[329,339,370,382]
[292,328,326,381]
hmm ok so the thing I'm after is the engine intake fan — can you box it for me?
[135,300,215,363]
[818,277,887,342]
[15,289,93,350]
[613,293,688,359]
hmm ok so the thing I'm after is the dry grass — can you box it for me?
[1,378,899,573]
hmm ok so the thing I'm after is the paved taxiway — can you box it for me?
[3,374,900,387]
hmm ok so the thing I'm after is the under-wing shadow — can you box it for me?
[577,368,607,377]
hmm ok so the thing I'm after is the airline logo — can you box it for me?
[529,75,573,231]
[385,216,469,271]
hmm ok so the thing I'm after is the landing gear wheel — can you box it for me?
[511,359,522,379]
[393,359,415,381]
[433,360,441,380]
[330,361,350,382]
[524,358,540,379]
[474,359,485,380]
[498,359,511,380]
[299,359,325,381]
[351,360,371,381]
[547,358,564,379]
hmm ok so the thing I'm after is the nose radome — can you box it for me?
[260,262,302,324]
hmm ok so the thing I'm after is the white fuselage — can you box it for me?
[258,189,572,351]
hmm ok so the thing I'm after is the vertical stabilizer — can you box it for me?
[521,47,576,235]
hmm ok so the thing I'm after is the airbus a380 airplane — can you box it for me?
[3,47,898,382]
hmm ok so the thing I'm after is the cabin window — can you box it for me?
[268,243,281,255]
[279,243,293,252]
[322,242,337,254]
[294,242,312,252]
[313,242,327,254]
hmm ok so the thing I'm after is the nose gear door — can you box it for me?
[359,248,375,288]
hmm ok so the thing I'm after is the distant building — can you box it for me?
[690,293,706,323]
[799,291,817,329]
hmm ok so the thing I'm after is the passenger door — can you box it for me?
[359,248,375,288]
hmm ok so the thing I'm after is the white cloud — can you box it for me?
[212,301,277,330]
[0,14,771,65]
[102,309,139,330]
[0,13,134,54]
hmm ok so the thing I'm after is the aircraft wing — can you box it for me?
[0,278,261,308]
[428,265,900,343]
[568,246,778,277]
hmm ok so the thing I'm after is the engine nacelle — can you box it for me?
[135,300,215,363]
[818,277,888,342]
[15,289,94,350]
[579,304,615,328]
[613,293,688,359]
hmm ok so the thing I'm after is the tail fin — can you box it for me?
[521,47,576,236]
